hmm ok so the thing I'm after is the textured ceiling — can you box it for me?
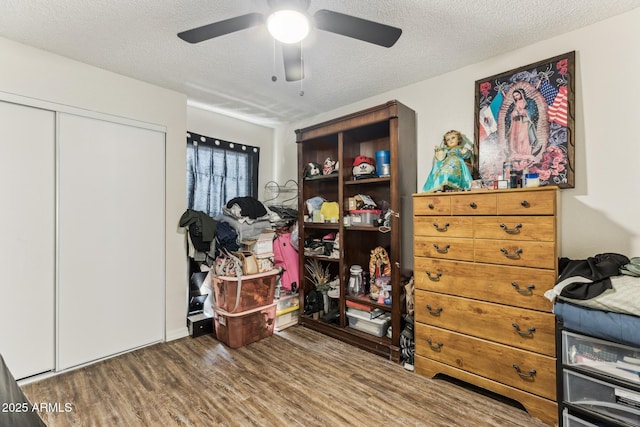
[1,0,639,126]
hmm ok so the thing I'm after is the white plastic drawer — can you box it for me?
[276,293,300,313]
[563,331,640,386]
[346,309,391,337]
[564,370,640,426]
[562,409,599,427]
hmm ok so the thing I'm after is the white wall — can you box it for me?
[0,37,189,341]
[187,106,275,197]
[277,8,640,259]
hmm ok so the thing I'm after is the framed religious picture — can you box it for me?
[474,51,575,188]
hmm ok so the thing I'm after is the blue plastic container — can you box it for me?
[375,150,390,177]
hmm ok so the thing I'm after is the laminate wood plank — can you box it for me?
[21,327,548,426]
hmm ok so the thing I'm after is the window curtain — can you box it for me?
[186,131,260,217]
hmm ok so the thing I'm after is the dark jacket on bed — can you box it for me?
[555,253,630,300]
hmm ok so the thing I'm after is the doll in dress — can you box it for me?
[422,130,473,192]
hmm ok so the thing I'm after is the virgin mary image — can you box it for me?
[505,88,542,163]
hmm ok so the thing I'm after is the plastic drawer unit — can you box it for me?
[564,369,640,426]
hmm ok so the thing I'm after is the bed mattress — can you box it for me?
[554,301,640,348]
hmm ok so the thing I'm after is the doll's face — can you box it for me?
[444,133,460,148]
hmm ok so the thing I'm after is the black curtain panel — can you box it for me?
[186,131,260,217]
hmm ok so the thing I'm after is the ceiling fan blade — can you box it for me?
[178,13,264,44]
[283,44,304,81]
[313,9,402,47]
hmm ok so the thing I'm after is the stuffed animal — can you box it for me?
[352,156,376,179]
[322,157,338,175]
[303,162,321,178]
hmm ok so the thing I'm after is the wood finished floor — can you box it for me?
[21,326,549,426]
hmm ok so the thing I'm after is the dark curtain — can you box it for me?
[186,131,260,217]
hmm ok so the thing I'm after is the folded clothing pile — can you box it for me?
[218,196,272,243]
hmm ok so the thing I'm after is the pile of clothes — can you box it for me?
[179,209,219,263]
[267,205,298,229]
[216,196,272,244]
[180,197,271,264]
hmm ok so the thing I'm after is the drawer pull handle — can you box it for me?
[426,270,442,281]
[500,247,523,259]
[426,337,443,351]
[512,322,536,337]
[433,243,450,254]
[500,223,522,234]
[426,304,443,316]
[428,203,434,209]
[520,200,530,208]
[512,364,536,380]
[433,222,450,232]
[512,282,535,294]
[469,202,477,209]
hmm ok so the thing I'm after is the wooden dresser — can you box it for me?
[412,187,559,426]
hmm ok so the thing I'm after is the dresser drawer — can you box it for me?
[415,290,556,356]
[414,216,473,238]
[414,195,451,215]
[413,258,555,311]
[415,323,556,400]
[497,189,556,215]
[474,239,556,269]
[474,216,555,241]
[414,236,474,261]
[451,193,497,215]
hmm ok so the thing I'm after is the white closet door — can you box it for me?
[0,101,55,380]
[57,113,165,370]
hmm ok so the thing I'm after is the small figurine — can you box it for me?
[422,130,473,192]
[322,157,338,175]
[303,162,321,178]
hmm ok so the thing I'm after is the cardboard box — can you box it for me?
[213,302,277,348]
[244,230,275,255]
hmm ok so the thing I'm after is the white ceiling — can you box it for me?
[1,0,639,127]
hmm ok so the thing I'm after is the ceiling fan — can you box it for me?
[177,0,402,82]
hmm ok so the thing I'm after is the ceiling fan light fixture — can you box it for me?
[267,10,310,44]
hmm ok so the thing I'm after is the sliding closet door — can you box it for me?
[0,101,55,380]
[57,113,165,370]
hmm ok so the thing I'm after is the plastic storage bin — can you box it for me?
[564,369,640,425]
[276,293,300,312]
[346,308,391,337]
[275,293,300,331]
[213,269,278,313]
[275,307,299,331]
[349,209,381,226]
[562,409,599,427]
[563,330,640,385]
[213,302,277,348]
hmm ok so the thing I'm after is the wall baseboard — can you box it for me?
[166,327,189,342]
